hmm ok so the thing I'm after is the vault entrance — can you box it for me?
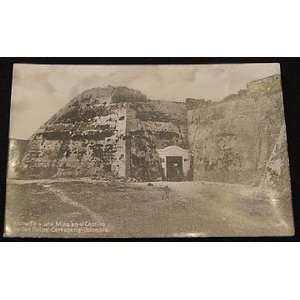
[166,156,183,181]
[157,145,191,181]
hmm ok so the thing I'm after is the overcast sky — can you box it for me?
[9,63,280,139]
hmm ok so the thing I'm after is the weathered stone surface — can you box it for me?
[260,124,291,198]
[18,75,290,188]
[187,75,287,185]
[126,100,188,180]
[258,124,293,226]
[20,87,188,181]
[21,87,131,178]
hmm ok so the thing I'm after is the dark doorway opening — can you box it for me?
[166,156,183,181]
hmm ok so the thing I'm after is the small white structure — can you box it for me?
[156,145,191,180]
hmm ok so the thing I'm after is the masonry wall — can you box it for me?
[21,103,127,178]
[20,86,149,179]
[126,100,188,180]
[19,78,288,184]
[260,124,292,219]
[187,75,287,185]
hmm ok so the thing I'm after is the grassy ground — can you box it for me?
[4,179,294,238]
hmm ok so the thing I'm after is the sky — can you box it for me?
[9,63,280,139]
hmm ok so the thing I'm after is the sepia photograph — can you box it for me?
[4,63,294,238]
[1,3,300,300]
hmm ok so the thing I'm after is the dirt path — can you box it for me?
[5,179,293,237]
[40,183,111,232]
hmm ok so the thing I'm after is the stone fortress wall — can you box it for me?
[13,74,290,189]
[187,74,288,185]
[126,100,188,180]
[19,86,188,180]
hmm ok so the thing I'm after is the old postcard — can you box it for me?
[4,63,294,238]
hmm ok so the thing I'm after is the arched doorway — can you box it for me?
[157,145,191,181]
